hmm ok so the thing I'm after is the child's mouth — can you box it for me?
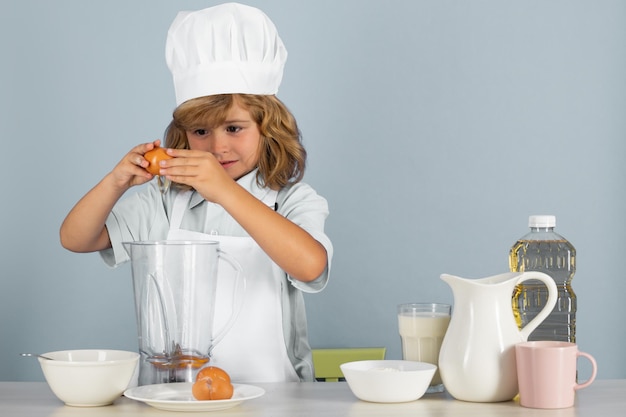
[220,160,237,169]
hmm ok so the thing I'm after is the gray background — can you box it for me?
[2,0,624,381]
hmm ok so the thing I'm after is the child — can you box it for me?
[60,3,332,383]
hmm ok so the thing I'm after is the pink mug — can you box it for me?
[515,341,598,409]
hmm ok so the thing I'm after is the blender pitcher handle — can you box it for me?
[209,249,246,354]
[517,271,558,341]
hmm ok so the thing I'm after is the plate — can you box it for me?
[124,382,265,412]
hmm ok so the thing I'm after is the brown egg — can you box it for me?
[192,366,234,401]
[144,147,172,175]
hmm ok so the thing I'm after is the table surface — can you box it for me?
[1,380,624,417]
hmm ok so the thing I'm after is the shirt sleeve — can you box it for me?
[277,182,333,294]
[100,182,171,267]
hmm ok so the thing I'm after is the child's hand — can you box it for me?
[157,148,236,202]
[108,140,162,191]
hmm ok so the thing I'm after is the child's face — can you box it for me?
[185,101,261,181]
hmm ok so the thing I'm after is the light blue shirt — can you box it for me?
[100,170,332,381]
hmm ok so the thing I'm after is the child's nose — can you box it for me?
[208,134,229,153]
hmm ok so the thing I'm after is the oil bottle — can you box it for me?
[510,215,576,342]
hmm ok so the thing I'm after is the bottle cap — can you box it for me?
[528,215,556,228]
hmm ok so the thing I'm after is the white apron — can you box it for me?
[166,190,299,383]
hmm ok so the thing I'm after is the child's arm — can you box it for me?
[60,141,159,252]
[160,148,328,283]
[218,183,328,283]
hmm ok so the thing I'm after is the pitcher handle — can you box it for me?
[209,249,247,354]
[517,271,558,341]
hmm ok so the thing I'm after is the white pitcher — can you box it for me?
[438,272,557,402]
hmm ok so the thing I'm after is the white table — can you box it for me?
[1,380,624,416]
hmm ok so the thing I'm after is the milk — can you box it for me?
[398,313,450,386]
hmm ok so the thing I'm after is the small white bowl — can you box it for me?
[39,349,139,407]
[340,360,436,403]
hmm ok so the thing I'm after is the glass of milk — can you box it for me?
[397,303,451,393]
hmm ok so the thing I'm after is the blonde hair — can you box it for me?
[164,94,306,190]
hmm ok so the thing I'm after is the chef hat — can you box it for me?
[166,2,288,106]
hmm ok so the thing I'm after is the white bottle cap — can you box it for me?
[528,215,556,228]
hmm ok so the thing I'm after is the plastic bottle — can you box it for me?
[510,215,576,342]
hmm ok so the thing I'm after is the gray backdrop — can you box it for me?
[2,0,624,381]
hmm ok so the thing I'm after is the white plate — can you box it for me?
[124,382,265,412]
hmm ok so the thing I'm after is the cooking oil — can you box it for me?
[510,215,576,342]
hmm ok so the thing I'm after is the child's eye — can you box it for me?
[225,125,241,133]
[194,129,208,136]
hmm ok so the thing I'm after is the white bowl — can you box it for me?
[39,349,139,407]
[340,360,436,403]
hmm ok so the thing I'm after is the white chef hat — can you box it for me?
[165,2,288,106]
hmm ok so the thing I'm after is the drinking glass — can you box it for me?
[397,303,451,393]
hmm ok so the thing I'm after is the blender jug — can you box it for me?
[124,241,245,385]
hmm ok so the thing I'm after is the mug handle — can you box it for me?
[209,249,247,354]
[574,351,598,390]
[517,272,558,341]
